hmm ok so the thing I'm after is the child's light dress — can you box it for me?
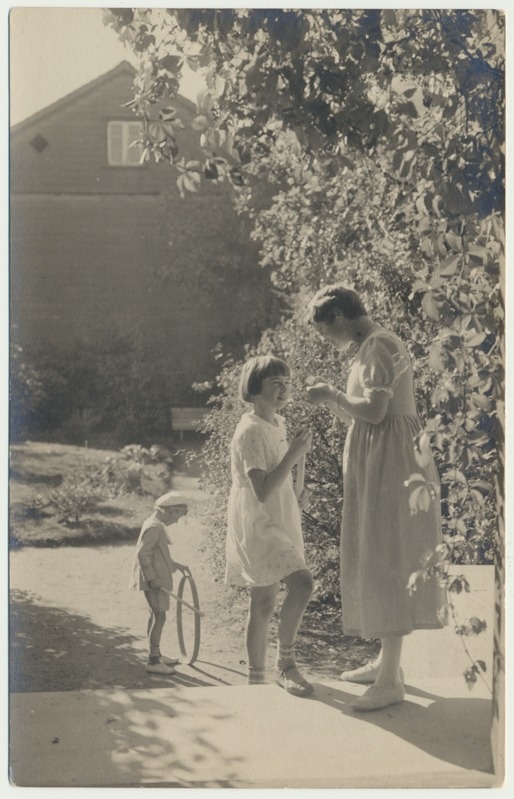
[340,327,446,638]
[225,410,307,587]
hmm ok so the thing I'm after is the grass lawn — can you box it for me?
[9,441,173,548]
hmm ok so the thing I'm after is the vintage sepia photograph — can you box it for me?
[7,3,506,791]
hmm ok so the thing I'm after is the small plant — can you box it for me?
[100,443,175,497]
[118,444,174,466]
[49,465,106,526]
[408,547,492,694]
[17,493,52,521]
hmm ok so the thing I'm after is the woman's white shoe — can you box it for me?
[340,663,405,684]
[351,682,405,712]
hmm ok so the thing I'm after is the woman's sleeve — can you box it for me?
[237,427,268,474]
[357,336,409,399]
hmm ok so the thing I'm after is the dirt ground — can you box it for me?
[9,471,377,694]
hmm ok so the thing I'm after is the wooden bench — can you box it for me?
[170,407,210,441]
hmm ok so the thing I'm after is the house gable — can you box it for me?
[10,62,274,410]
[10,61,203,195]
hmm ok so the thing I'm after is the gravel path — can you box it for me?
[9,475,253,692]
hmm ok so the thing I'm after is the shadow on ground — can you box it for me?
[311,682,493,774]
[9,590,242,693]
[9,519,141,550]
[10,684,245,788]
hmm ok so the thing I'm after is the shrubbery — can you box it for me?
[9,342,48,443]
[9,335,171,445]
[101,444,175,496]
[49,464,106,526]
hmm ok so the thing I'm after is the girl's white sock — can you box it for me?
[276,642,295,671]
[248,666,266,685]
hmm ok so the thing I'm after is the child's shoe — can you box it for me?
[159,654,180,667]
[276,664,314,697]
[145,660,175,675]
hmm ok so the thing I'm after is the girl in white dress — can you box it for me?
[226,355,314,696]
[306,285,446,711]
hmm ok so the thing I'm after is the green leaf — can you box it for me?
[464,331,487,348]
[159,106,177,121]
[444,232,463,252]
[422,292,442,322]
[470,394,491,413]
[442,468,468,485]
[396,101,418,118]
[191,115,209,132]
[428,344,446,372]
[404,473,428,487]
[408,279,430,300]
[437,254,461,277]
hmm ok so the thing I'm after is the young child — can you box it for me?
[130,490,189,674]
[225,355,314,696]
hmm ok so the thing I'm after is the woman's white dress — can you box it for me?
[341,328,446,638]
[225,411,307,587]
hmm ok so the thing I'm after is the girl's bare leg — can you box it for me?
[276,569,314,696]
[246,584,279,683]
[278,569,314,648]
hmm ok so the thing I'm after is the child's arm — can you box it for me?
[136,526,161,586]
[248,429,312,503]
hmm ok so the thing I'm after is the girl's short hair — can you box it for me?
[307,284,367,324]
[239,355,290,402]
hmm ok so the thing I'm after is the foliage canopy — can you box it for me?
[104,9,504,654]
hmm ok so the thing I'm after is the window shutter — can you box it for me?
[126,122,143,165]
[108,121,124,165]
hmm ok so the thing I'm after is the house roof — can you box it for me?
[10,60,196,135]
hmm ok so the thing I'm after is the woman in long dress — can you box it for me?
[306,284,446,711]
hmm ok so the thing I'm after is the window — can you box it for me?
[107,121,144,166]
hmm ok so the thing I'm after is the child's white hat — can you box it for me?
[154,490,189,510]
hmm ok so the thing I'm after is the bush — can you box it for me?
[100,444,174,496]
[9,342,48,442]
[15,493,52,522]
[10,335,171,445]
[196,262,499,602]
[48,465,107,526]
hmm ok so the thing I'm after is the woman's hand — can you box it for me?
[306,382,332,405]
[147,578,161,590]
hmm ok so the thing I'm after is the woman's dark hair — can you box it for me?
[239,355,290,402]
[307,284,367,323]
